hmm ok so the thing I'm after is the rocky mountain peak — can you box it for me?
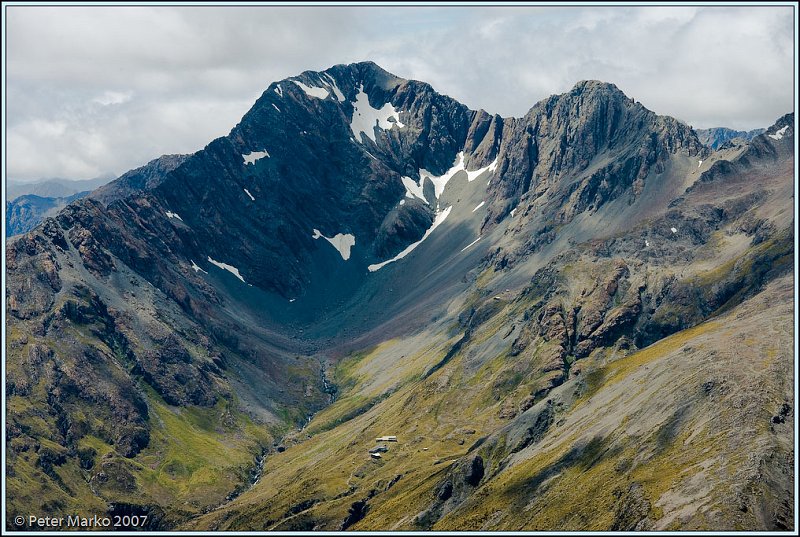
[768,112,794,136]
[480,76,705,229]
[570,79,627,96]
[90,153,189,206]
[24,63,712,304]
[7,63,716,306]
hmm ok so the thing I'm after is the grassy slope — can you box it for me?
[6,301,274,528]
[7,377,272,527]
[186,257,793,531]
[436,274,793,531]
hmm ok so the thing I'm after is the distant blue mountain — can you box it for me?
[695,127,765,149]
[6,191,90,237]
[7,175,114,201]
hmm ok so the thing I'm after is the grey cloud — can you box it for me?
[6,5,794,182]
[368,6,793,129]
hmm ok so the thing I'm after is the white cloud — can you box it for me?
[5,5,795,182]
[93,91,133,106]
[370,6,794,129]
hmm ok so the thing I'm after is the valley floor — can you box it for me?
[186,273,794,531]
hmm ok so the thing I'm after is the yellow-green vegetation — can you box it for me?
[7,443,110,519]
[6,314,274,527]
[577,319,720,403]
[185,323,516,529]
[129,388,272,516]
[185,289,571,530]
[475,266,497,289]
[691,230,792,308]
[437,275,794,531]
[187,270,793,531]
[8,380,272,525]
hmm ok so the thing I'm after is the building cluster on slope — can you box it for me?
[369,436,397,459]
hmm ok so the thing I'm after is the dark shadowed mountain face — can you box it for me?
[89,154,189,206]
[5,62,794,531]
[5,158,190,238]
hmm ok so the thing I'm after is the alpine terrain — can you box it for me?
[6,176,117,238]
[5,62,794,531]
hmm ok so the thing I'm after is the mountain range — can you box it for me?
[6,176,117,238]
[5,61,794,531]
[695,127,766,150]
[6,192,91,237]
[6,176,115,202]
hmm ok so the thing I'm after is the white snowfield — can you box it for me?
[322,73,345,101]
[671,227,678,234]
[207,256,246,283]
[466,157,498,182]
[274,85,283,97]
[190,260,207,274]
[165,211,183,221]
[292,80,330,100]
[350,84,404,143]
[510,208,517,218]
[698,160,703,168]
[472,201,486,213]
[769,125,789,140]
[312,229,355,261]
[271,103,281,113]
[244,188,255,201]
[402,176,426,201]
[419,152,498,201]
[242,150,270,165]
[368,206,452,272]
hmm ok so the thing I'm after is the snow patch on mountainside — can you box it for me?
[466,157,498,182]
[769,126,788,140]
[419,156,460,201]
[312,229,355,260]
[402,176,426,201]
[190,260,207,274]
[419,153,497,202]
[243,151,269,165]
[322,73,345,101]
[472,201,485,212]
[368,206,452,272]
[271,103,281,113]
[207,256,246,283]
[293,80,329,100]
[165,211,183,221]
[461,236,481,252]
[244,188,255,201]
[350,83,404,143]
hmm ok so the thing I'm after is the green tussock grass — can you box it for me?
[130,386,272,513]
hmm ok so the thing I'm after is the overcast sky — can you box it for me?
[4,4,795,182]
